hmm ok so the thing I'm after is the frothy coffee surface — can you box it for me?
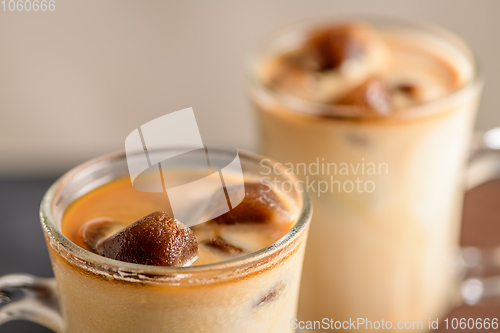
[62,171,295,266]
[259,22,471,116]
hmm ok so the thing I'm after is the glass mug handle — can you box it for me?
[461,127,500,305]
[0,274,63,331]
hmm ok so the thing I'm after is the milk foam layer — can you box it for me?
[63,171,297,266]
[259,22,473,114]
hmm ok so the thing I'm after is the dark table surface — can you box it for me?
[0,177,499,332]
[0,178,56,333]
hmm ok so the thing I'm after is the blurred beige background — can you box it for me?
[0,0,499,176]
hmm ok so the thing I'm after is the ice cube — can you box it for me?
[202,237,245,256]
[338,77,392,116]
[207,182,291,225]
[78,217,127,252]
[255,283,285,307]
[96,212,198,267]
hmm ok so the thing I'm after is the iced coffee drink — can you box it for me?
[40,149,311,333]
[248,19,481,330]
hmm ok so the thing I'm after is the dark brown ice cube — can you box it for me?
[255,283,285,307]
[337,77,392,116]
[305,24,369,71]
[78,218,127,252]
[395,82,423,101]
[202,237,245,256]
[96,211,198,267]
[208,182,291,225]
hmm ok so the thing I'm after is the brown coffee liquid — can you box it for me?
[62,173,295,266]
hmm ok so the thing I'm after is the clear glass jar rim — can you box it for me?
[39,148,312,276]
[246,16,483,120]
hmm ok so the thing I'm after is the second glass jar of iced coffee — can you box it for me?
[248,17,482,331]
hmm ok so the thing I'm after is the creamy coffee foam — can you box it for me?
[259,22,472,116]
[63,171,296,266]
